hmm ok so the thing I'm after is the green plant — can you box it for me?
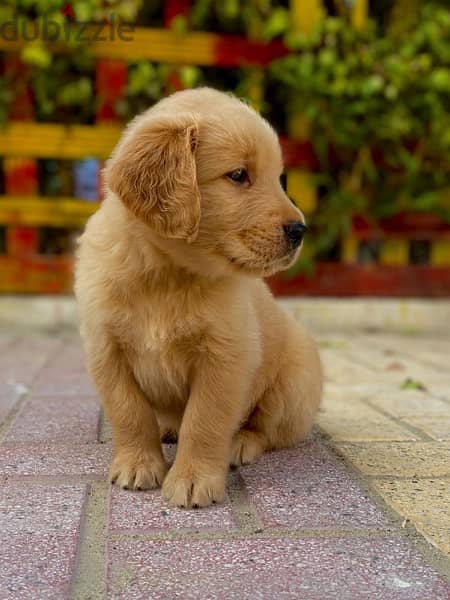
[1,0,449,277]
[0,79,13,125]
[269,5,450,270]
[190,0,290,40]
[26,50,96,123]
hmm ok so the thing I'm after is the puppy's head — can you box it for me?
[105,88,305,277]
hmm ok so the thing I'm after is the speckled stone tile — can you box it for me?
[337,442,450,477]
[0,336,61,388]
[31,341,95,397]
[109,485,237,533]
[372,479,450,556]
[107,536,450,599]
[0,392,21,425]
[369,390,450,419]
[0,533,79,600]
[318,390,415,442]
[0,483,86,534]
[401,416,450,441]
[0,443,111,477]
[4,395,100,443]
[0,484,87,599]
[240,443,389,529]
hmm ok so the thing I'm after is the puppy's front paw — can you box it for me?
[161,464,225,508]
[110,448,168,490]
[230,430,265,467]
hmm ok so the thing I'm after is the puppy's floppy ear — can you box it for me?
[105,113,200,242]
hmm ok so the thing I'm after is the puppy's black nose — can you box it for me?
[283,221,307,248]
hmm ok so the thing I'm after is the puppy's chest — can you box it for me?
[118,299,205,403]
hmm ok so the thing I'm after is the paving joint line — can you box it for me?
[318,432,450,582]
[70,481,109,600]
[98,409,112,444]
[361,336,450,382]
[0,392,30,443]
[0,474,108,485]
[108,526,397,543]
[227,469,264,533]
[0,335,65,443]
[363,399,436,441]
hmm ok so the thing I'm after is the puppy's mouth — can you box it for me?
[226,249,297,276]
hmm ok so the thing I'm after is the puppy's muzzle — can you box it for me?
[283,221,307,249]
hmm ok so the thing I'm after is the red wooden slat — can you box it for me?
[267,264,450,297]
[164,0,192,27]
[6,227,39,257]
[214,37,288,67]
[280,138,319,170]
[96,59,128,122]
[4,56,34,121]
[352,214,450,239]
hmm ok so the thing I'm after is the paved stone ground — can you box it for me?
[0,329,449,599]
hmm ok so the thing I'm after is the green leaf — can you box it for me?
[401,378,427,392]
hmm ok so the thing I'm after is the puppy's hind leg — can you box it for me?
[231,326,322,466]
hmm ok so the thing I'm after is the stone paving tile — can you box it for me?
[0,336,61,388]
[32,340,95,397]
[320,337,449,399]
[372,479,450,556]
[110,486,237,533]
[0,484,87,599]
[320,351,378,384]
[0,533,79,600]
[0,443,111,477]
[365,334,450,371]
[319,388,415,442]
[240,443,390,529]
[0,334,15,350]
[0,393,21,427]
[339,338,448,380]
[0,483,86,533]
[337,442,450,477]
[4,395,100,443]
[401,416,450,441]
[368,390,450,419]
[107,536,450,599]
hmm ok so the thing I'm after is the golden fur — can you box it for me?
[75,88,322,508]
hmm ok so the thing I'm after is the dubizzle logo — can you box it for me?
[0,3,135,42]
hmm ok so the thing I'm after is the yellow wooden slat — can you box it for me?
[246,68,264,112]
[342,236,359,263]
[0,123,121,159]
[290,0,324,33]
[351,0,368,31]
[0,197,99,227]
[0,27,217,65]
[380,239,409,265]
[287,170,317,214]
[288,114,311,141]
[431,240,450,266]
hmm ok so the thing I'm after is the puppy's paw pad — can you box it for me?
[230,430,265,467]
[110,451,168,491]
[161,468,225,508]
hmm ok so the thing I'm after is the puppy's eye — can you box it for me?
[226,168,250,185]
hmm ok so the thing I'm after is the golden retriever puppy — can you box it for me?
[75,87,322,508]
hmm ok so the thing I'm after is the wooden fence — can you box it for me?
[0,0,449,295]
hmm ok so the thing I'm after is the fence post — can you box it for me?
[3,56,40,291]
[286,1,323,217]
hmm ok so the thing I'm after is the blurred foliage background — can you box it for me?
[0,0,449,272]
